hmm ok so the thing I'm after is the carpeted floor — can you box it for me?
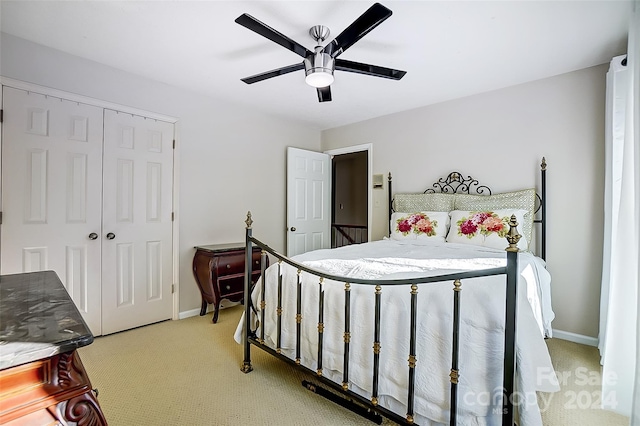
[78,306,630,426]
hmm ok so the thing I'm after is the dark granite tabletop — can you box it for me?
[0,270,94,370]
[194,242,246,253]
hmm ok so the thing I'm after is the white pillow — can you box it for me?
[390,212,450,242]
[446,209,528,250]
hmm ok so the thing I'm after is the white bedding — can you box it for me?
[234,239,559,426]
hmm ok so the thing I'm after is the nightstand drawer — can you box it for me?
[214,252,245,276]
[218,276,244,299]
[217,271,262,302]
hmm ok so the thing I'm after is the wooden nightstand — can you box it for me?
[192,243,266,323]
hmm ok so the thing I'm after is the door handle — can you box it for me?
[106,232,116,240]
[88,233,98,240]
[290,227,296,232]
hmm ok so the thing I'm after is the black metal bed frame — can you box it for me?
[241,158,548,425]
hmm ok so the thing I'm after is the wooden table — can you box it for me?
[0,271,107,425]
[192,243,266,323]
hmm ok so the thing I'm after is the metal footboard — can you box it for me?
[242,212,521,426]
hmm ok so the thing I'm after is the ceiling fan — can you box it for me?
[235,2,407,103]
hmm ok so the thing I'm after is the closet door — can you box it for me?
[1,87,104,334]
[101,109,174,335]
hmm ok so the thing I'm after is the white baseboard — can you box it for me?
[179,300,241,320]
[179,308,202,320]
[552,329,598,347]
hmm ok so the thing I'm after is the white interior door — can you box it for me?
[286,147,330,256]
[1,87,104,334]
[101,109,174,335]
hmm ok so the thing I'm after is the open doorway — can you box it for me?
[331,151,368,248]
[286,144,371,256]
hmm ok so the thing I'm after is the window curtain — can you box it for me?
[599,1,639,420]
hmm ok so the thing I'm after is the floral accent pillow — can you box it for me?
[454,189,536,249]
[446,209,528,250]
[390,211,450,242]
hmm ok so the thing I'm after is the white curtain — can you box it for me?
[633,3,640,423]
[599,1,640,421]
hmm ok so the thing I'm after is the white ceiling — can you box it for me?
[0,1,631,130]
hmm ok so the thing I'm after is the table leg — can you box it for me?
[212,301,220,323]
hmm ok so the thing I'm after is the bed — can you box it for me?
[234,158,559,426]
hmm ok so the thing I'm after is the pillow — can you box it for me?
[390,211,450,242]
[446,209,528,250]
[394,193,456,214]
[453,189,536,249]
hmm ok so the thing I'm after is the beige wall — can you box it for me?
[322,65,608,338]
[0,33,322,314]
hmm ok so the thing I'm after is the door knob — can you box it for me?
[88,233,98,240]
[106,232,116,240]
[290,227,296,232]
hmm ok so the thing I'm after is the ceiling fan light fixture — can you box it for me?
[305,69,335,88]
[304,50,335,88]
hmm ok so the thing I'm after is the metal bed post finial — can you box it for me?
[245,211,253,229]
[505,215,521,252]
[541,157,547,171]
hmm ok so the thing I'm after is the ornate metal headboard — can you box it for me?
[423,172,492,195]
[388,171,494,218]
[388,158,547,259]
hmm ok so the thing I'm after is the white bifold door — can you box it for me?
[1,87,174,336]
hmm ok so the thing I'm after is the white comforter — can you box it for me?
[234,240,559,426]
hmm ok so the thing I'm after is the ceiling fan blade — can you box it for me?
[325,3,392,58]
[235,14,312,58]
[317,86,332,102]
[335,59,406,80]
[241,63,305,84]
